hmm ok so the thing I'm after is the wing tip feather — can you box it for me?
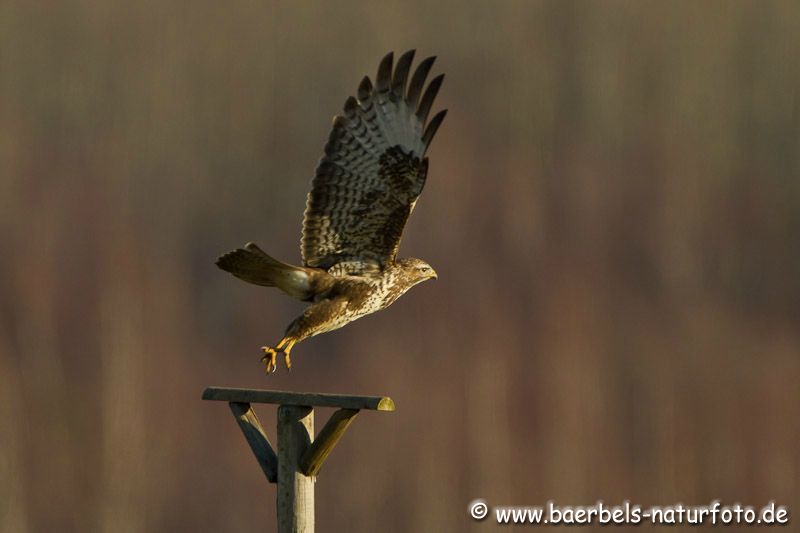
[391,49,416,96]
[422,109,447,147]
[358,76,373,101]
[416,73,445,123]
[407,55,437,107]
[375,51,394,93]
[343,96,358,115]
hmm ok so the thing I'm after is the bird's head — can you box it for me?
[397,257,438,284]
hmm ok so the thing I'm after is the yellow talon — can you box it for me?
[261,347,278,374]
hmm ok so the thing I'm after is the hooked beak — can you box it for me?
[428,269,438,280]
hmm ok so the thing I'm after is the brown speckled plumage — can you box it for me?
[216,50,446,374]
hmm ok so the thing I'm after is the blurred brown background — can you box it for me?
[1,1,798,532]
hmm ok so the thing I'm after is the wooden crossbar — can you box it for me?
[202,386,395,411]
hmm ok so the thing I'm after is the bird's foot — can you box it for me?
[260,338,297,374]
[261,347,279,374]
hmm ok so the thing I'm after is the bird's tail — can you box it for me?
[216,242,314,300]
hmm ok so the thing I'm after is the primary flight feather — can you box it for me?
[217,50,446,373]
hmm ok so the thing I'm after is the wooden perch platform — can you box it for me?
[202,386,395,533]
[203,386,395,411]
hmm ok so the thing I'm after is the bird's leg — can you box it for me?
[281,338,297,371]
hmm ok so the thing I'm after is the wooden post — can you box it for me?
[202,387,395,532]
[277,405,314,533]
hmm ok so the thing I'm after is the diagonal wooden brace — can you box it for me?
[228,402,279,483]
[300,408,360,476]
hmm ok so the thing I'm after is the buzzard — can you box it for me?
[217,50,446,373]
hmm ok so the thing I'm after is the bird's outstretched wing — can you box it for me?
[301,50,446,276]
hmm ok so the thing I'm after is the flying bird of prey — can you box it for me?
[217,50,446,374]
